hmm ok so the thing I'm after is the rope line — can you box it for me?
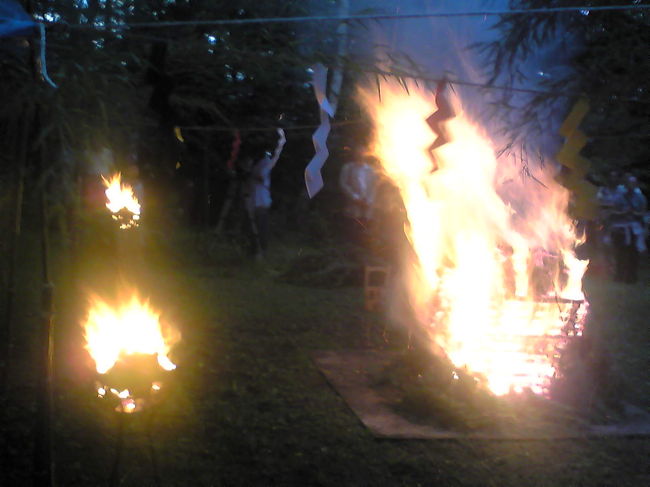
[4,3,647,30]
[179,119,361,132]
[371,69,648,103]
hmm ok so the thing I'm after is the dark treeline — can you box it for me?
[0,0,650,236]
[0,0,364,239]
[478,0,649,182]
[0,0,647,238]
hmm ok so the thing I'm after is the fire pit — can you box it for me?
[102,173,141,230]
[82,289,179,413]
[95,354,172,414]
[80,288,179,486]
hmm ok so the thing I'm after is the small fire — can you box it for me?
[83,289,179,412]
[359,81,589,396]
[102,173,141,229]
[83,290,178,374]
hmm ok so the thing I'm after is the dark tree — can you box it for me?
[477,0,649,178]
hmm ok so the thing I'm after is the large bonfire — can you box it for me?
[359,81,589,396]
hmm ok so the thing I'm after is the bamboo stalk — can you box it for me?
[32,137,56,487]
[0,107,30,388]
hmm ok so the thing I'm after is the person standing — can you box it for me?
[595,170,622,275]
[339,151,379,222]
[339,150,382,250]
[609,173,647,283]
[244,128,286,257]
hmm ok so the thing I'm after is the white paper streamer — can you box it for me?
[304,63,335,198]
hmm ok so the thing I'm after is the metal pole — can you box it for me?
[109,413,126,487]
[32,283,55,487]
[146,411,162,487]
[33,140,56,487]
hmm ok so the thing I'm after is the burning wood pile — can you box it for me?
[83,289,180,413]
[359,81,590,397]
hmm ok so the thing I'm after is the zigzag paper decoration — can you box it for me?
[426,81,455,171]
[555,97,598,219]
[305,64,336,198]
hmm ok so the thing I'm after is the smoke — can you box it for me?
[347,1,505,113]
[303,0,575,162]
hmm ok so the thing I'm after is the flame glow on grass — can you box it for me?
[359,81,588,396]
[83,289,179,375]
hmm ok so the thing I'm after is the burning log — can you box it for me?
[83,289,179,413]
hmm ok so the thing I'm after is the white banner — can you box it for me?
[305,63,335,198]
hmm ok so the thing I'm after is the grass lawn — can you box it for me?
[1,211,649,486]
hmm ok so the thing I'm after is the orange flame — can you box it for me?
[102,173,141,228]
[359,81,588,396]
[83,289,179,375]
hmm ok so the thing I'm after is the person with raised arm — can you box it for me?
[244,128,286,258]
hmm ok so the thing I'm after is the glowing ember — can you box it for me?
[83,289,179,374]
[359,81,589,396]
[102,173,141,229]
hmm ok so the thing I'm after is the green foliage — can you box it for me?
[1,1,326,208]
[477,0,650,176]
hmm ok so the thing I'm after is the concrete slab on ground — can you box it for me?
[312,349,650,440]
